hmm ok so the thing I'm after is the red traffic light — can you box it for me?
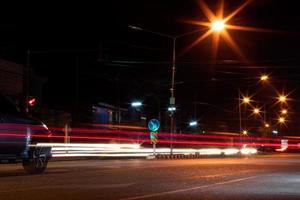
[27,97,36,107]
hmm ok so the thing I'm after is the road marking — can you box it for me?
[120,176,258,200]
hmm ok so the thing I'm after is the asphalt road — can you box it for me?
[1,154,300,200]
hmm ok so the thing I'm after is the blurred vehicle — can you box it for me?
[0,94,52,174]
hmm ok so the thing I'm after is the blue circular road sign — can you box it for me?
[148,119,160,132]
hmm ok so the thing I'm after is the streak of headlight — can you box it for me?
[223,148,240,155]
[91,124,147,130]
[50,148,258,158]
[34,143,140,149]
[1,134,292,148]
[240,147,257,155]
[52,153,151,157]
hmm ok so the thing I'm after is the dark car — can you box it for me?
[0,95,52,174]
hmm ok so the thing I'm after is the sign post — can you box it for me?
[148,119,160,156]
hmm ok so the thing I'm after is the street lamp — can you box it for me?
[131,101,142,108]
[260,75,269,81]
[281,109,288,115]
[278,117,285,124]
[242,130,248,135]
[189,121,198,127]
[211,20,225,32]
[168,106,176,112]
[278,95,287,103]
[129,24,224,155]
[253,108,260,114]
[242,97,251,104]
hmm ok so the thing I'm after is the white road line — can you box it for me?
[120,176,258,200]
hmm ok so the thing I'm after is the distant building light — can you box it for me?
[189,121,198,127]
[131,101,142,107]
[168,106,176,112]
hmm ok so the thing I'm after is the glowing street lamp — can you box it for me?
[260,75,269,81]
[278,95,287,103]
[242,130,248,135]
[253,108,260,114]
[211,20,225,32]
[131,101,142,108]
[281,109,287,115]
[189,121,198,127]
[278,117,285,124]
[242,97,250,104]
[265,123,270,128]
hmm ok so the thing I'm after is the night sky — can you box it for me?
[1,0,300,133]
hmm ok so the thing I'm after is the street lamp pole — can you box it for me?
[129,25,206,155]
[239,91,242,133]
[170,37,176,155]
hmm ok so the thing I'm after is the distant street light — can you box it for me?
[260,75,269,81]
[278,117,285,124]
[278,95,287,103]
[168,106,176,112]
[131,101,142,108]
[242,97,251,104]
[265,123,270,128]
[242,130,248,135]
[281,109,288,115]
[189,121,198,127]
[253,108,260,114]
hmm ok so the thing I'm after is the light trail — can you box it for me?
[35,143,257,158]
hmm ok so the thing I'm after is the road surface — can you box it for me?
[1,154,300,199]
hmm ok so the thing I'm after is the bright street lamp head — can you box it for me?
[279,117,285,123]
[131,101,142,107]
[281,109,288,115]
[211,20,225,32]
[189,121,198,127]
[265,123,270,128]
[242,130,248,135]
[242,97,250,104]
[260,75,269,81]
[253,108,260,114]
[278,95,287,103]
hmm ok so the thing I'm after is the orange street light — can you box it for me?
[242,97,250,104]
[211,20,226,32]
[253,108,260,114]
[242,130,248,135]
[260,75,269,81]
[281,109,288,115]
[278,117,285,124]
[278,95,287,103]
[265,123,270,128]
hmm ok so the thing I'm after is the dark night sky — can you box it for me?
[1,0,300,132]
